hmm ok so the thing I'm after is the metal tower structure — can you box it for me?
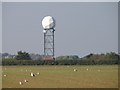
[42,16,55,60]
[44,29,55,60]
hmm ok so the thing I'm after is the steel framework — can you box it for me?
[44,29,55,60]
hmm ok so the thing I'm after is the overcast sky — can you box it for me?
[2,2,118,57]
[0,2,1,87]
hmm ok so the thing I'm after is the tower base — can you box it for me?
[43,55,55,61]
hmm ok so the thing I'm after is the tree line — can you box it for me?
[2,51,119,66]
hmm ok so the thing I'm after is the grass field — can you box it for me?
[2,65,118,88]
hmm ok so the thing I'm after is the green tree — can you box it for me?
[15,51,31,60]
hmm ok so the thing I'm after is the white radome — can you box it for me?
[42,16,55,30]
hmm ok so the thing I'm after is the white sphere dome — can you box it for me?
[42,16,55,30]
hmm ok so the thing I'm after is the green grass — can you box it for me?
[2,65,118,88]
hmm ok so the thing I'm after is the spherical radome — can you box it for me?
[42,16,55,30]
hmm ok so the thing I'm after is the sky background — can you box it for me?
[2,2,118,57]
[0,2,2,53]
